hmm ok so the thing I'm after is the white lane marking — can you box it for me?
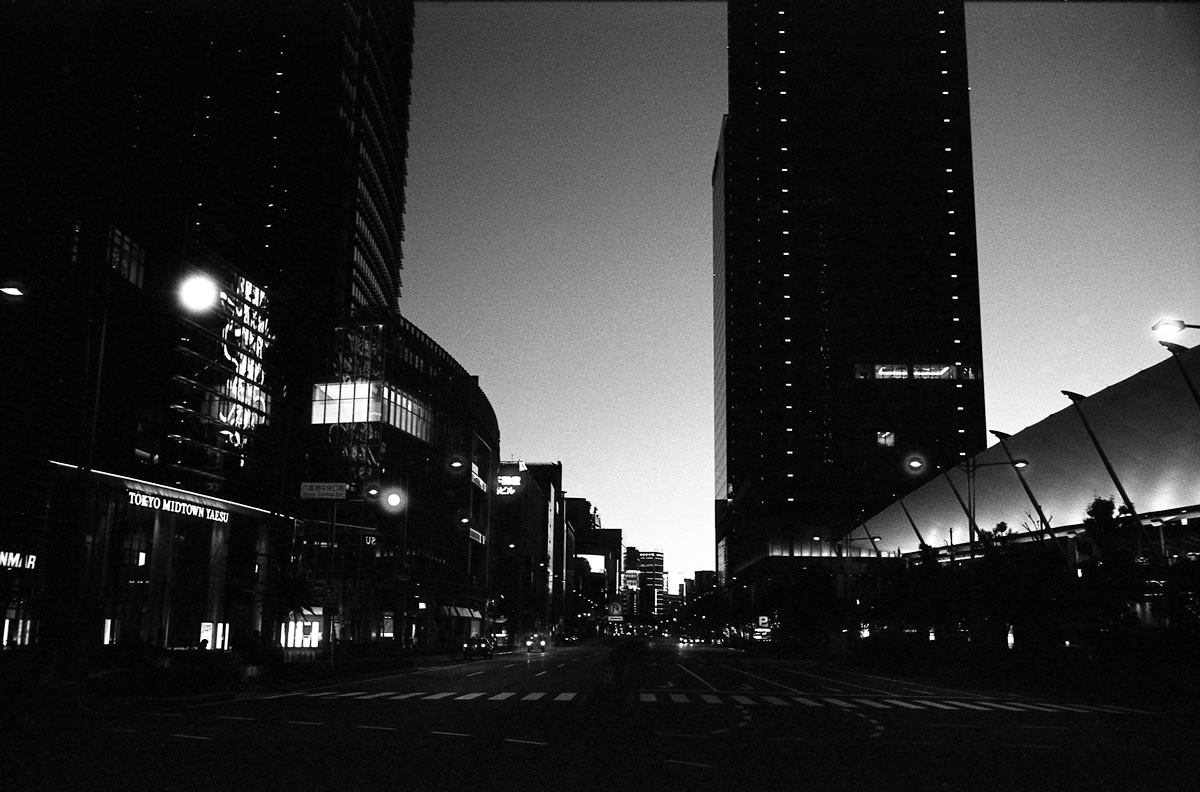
[665,760,714,769]
[535,671,548,677]
[389,692,427,700]
[762,696,789,706]
[424,692,456,700]
[454,693,486,700]
[823,698,857,709]
[883,699,924,709]
[670,693,690,703]
[914,700,958,710]
[723,665,806,695]
[775,666,898,695]
[1007,702,1062,712]
[288,721,324,726]
[217,715,255,721]
[792,697,822,707]
[467,672,485,678]
[675,663,720,692]
[505,738,549,746]
[521,692,546,701]
[641,693,657,703]
[357,725,397,732]
[701,694,722,704]
[172,734,210,741]
[490,692,516,701]
[731,695,756,705]
[305,692,339,698]
[357,692,397,700]
[554,693,576,702]
[1035,702,1096,713]
[258,692,301,700]
[854,699,892,709]
[430,731,470,737]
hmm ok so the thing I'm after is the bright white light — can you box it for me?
[386,493,402,508]
[1152,317,1186,338]
[1,286,23,297]
[179,274,219,312]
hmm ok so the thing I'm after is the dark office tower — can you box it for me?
[715,3,986,582]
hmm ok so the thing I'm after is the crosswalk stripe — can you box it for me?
[640,693,657,703]
[332,691,370,697]
[669,693,689,703]
[1006,702,1060,712]
[424,692,456,700]
[1034,702,1095,713]
[357,692,398,700]
[945,700,992,711]
[554,693,576,702]
[489,692,516,701]
[915,700,958,710]
[388,692,427,700]
[762,696,789,706]
[883,699,924,709]
[701,694,722,704]
[792,697,822,707]
[822,698,857,708]
[521,692,546,701]
[305,692,339,698]
[731,695,756,705]
[454,693,486,701]
[853,699,891,709]
[976,701,1027,711]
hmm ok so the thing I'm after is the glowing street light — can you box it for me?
[179,273,220,313]
[1151,317,1199,339]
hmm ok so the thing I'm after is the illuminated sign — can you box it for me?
[127,491,230,523]
[217,276,272,453]
[496,474,521,496]
[0,551,36,569]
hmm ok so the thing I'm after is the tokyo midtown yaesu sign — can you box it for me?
[300,482,348,500]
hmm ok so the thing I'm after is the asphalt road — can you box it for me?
[11,640,1192,791]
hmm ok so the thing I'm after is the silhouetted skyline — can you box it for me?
[401,2,1199,584]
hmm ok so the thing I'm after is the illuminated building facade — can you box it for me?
[714,1,986,626]
[300,314,499,650]
[492,462,567,641]
[1,1,417,653]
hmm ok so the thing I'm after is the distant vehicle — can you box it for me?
[525,634,547,653]
[463,636,493,660]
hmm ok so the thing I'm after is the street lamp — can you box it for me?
[179,272,220,313]
[1151,317,1200,339]
[943,456,1029,563]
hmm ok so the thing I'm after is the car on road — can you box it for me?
[462,636,494,660]
[525,633,547,653]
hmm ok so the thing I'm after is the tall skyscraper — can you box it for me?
[714,2,986,594]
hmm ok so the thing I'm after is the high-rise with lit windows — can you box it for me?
[714,2,986,597]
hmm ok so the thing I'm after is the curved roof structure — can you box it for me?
[860,344,1200,558]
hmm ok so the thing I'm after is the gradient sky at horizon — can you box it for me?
[400,2,1199,587]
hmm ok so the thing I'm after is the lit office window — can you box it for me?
[874,364,908,380]
[912,365,955,380]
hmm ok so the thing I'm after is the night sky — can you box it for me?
[400,2,1200,585]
